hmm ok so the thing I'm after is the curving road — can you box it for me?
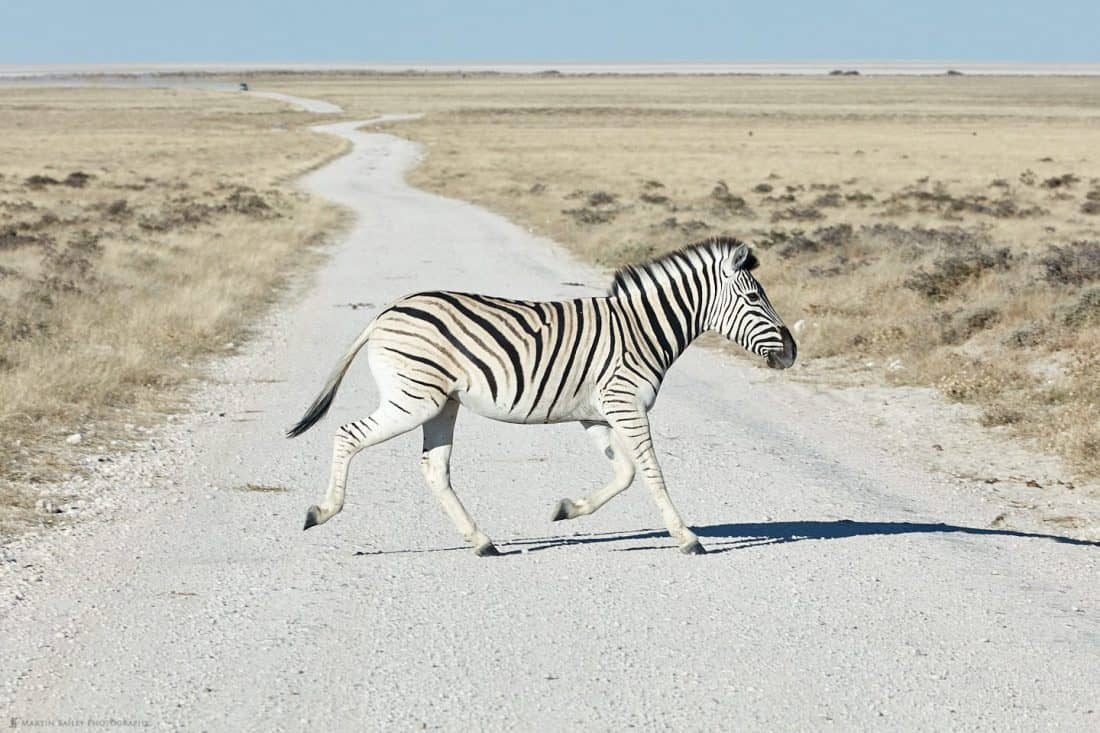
[2,112,1098,731]
[245,91,344,115]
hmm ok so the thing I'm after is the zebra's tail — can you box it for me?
[286,326,373,438]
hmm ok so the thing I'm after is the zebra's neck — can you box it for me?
[608,266,717,376]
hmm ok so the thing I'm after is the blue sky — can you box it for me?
[3,1,1098,64]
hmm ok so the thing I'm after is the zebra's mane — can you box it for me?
[607,237,757,297]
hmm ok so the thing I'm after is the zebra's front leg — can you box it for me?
[551,421,636,521]
[420,399,500,557]
[605,408,706,555]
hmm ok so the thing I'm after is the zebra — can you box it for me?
[287,237,796,555]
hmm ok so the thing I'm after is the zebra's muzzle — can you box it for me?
[765,326,797,370]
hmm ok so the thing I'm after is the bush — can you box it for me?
[904,248,1013,301]
[813,192,844,207]
[63,171,92,188]
[24,175,60,187]
[1057,287,1100,328]
[940,306,1001,344]
[1041,173,1078,189]
[1039,241,1100,285]
[105,199,130,218]
[711,181,750,212]
[563,207,616,225]
[586,191,617,207]
[1003,323,1043,349]
[771,206,823,223]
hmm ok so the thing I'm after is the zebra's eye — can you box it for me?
[745,291,761,303]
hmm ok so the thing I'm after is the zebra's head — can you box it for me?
[713,242,797,370]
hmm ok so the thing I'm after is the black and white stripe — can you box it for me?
[290,237,795,555]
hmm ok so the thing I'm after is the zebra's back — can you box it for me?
[367,291,619,424]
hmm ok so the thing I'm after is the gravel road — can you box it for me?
[245,91,343,114]
[2,113,1098,732]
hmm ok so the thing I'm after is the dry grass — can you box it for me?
[250,73,1100,475]
[0,86,346,532]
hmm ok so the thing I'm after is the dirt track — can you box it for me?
[1,111,1098,731]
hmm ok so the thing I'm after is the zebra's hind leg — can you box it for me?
[551,421,635,521]
[419,399,499,557]
[303,399,441,530]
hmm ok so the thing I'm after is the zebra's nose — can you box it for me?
[766,326,797,369]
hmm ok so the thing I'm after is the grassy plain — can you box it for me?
[256,73,1100,475]
[0,85,345,531]
[4,73,1098,533]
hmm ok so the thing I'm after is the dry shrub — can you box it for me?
[1057,287,1100,328]
[639,192,670,205]
[1042,173,1078,189]
[104,199,131,219]
[981,404,1025,426]
[935,358,1032,402]
[711,181,752,215]
[24,174,60,188]
[563,207,616,225]
[586,191,617,206]
[658,217,710,234]
[1003,323,1044,349]
[813,192,844,207]
[771,206,823,223]
[63,171,92,188]
[226,187,276,216]
[771,224,855,260]
[904,248,1012,301]
[940,306,1001,344]
[1040,241,1100,285]
[0,225,44,251]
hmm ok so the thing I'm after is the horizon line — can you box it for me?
[5,60,1100,79]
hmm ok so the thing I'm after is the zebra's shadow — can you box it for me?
[503,518,1100,555]
[351,518,1099,556]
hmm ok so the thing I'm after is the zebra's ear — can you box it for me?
[722,243,757,276]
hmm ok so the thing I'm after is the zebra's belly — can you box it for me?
[454,386,602,425]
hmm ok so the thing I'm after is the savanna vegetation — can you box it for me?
[0,85,345,531]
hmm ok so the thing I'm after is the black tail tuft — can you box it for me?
[286,387,337,438]
[285,324,372,438]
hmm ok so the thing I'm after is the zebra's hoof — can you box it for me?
[303,505,321,531]
[680,539,707,555]
[474,541,502,557]
[551,499,574,522]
